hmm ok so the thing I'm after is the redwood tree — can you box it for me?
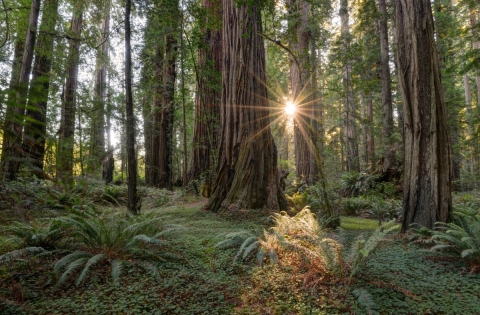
[205,0,288,213]
[57,9,83,183]
[396,0,452,231]
[187,0,222,196]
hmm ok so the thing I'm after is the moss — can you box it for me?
[340,216,378,230]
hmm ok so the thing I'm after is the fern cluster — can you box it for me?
[219,207,399,285]
[411,204,480,273]
[1,210,186,288]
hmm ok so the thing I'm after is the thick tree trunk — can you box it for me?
[91,5,110,174]
[1,40,24,180]
[378,0,396,176]
[187,0,221,196]
[1,0,41,180]
[396,0,452,231]
[340,0,360,172]
[205,0,288,213]
[125,0,138,214]
[57,11,82,183]
[152,34,176,190]
[22,0,58,177]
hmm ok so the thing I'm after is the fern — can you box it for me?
[219,207,397,286]
[111,259,123,282]
[76,253,108,286]
[353,288,379,315]
[410,206,480,273]
[0,247,45,263]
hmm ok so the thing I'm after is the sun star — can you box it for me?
[285,101,296,116]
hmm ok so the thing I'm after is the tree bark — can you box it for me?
[0,39,24,180]
[187,0,221,196]
[340,0,360,172]
[91,4,110,174]
[378,0,396,176]
[1,0,41,180]
[205,0,288,213]
[57,10,82,183]
[288,0,317,184]
[396,0,452,231]
[22,0,58,177]
[125,0,138,214]
[470,10,480,107]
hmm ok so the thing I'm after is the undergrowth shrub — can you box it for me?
[411,205,480,273]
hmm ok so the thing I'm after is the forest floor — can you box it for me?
[0,185,479,314]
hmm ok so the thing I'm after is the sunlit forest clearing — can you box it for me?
[1,0,480,313]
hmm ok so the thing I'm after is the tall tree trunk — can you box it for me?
[151,37,165,188]
[464,73,474,173]
[470,9,480,107]
[340,0,360,172]
[125,0,138,214]
[151,32,176,190]
[365,94,375,168]
[396,0,452,231]
[288,0,317,184]
[22,0,58,177]
[378,0,396,176]
[205,0,288,213]
[187,0,221,196]
[91,3,110,175]
[1,0,41,180]
[57,10,82,183]
[1,39,24,180]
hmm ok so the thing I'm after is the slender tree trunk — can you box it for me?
[1,0,41,180]
[365,94,375,168]
[125,0,138,214]
[102,64,114,184]
[22,0,58,177]
[464,73,474,173]
[57,10,83,183]
[187,0,221,196]
[470,10,480,107]
[378,0,396,176]
[205,0,288,213]
[91,3,110,174]
[340,0,360,172]
[396,0,452,231]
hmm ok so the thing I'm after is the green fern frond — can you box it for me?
[76,253,108,286]
[56,257,89,288]
[353,288,379,315]
[111,259,123,282]
[137,262,160,278]
[0,247,45,263]
[54,251,91,274]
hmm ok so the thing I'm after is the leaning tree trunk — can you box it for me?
[1,0,41,180]
[340,0,360,172]
[205,0,288,213]
[125,0,138,214]
[378,0,396,178]
[396,0,452,231]
[187,0,222,197]
[23,0,58,177]
[57,10,83,183]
